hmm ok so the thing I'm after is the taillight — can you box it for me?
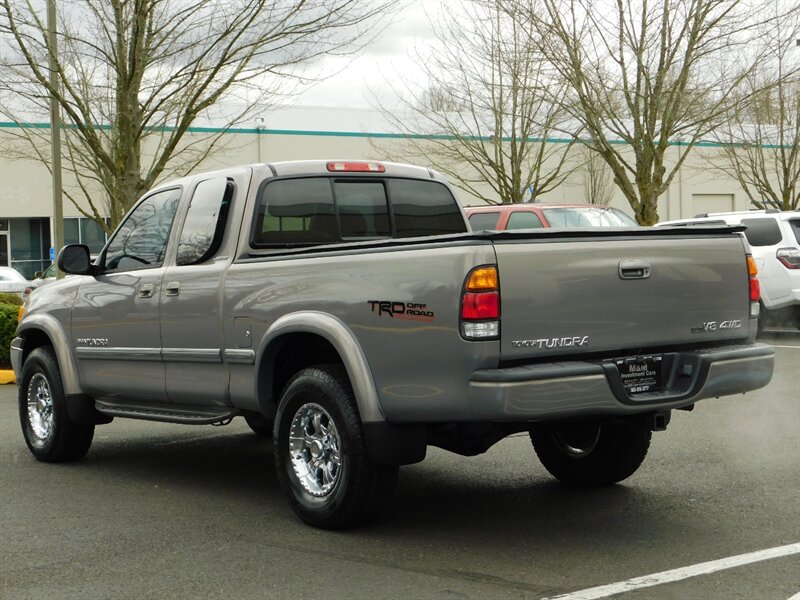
[461,266,499,339]
[746,254,760,305]
[776,247,800,269]
[326,161,385,173]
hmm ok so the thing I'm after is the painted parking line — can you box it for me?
[543,542,800,600]
[771,345,800,349]
[786,592,800,600]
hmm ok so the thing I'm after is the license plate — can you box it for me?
[615,355,663,394]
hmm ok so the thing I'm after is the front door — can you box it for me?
[71,188,182,402]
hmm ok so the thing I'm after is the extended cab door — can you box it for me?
[160,171,247,406]
[71,187,182,401]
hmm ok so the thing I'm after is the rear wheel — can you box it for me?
[530,421,651,486]
[274,365,398,529]
[18,346,94,462]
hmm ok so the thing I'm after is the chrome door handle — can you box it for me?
[137,284,155,298]
[165,282,180,296]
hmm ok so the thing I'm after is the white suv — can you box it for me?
[658,210,800,330]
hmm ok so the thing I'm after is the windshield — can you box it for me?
[541,206,639,227]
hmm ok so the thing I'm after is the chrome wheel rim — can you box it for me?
[288,403,342,497]
[27,373,54,447]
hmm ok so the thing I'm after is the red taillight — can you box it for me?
[776,247,800,269]
[461,266,500,339]
[462,291,499,319]
[326,161,385,173]
[746,255,760,303]
[749,278,760,302]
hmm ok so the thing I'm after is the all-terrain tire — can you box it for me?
[274,364,398,529]
[18,346,94,462]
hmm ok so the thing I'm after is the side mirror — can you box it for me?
[33,271,43,279]
[57,244,94,275]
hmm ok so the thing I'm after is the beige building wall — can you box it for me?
[0,117,768,224]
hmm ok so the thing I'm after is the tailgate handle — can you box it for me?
[619,260,651,280]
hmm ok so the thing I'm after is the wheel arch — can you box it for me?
[16,314,82,395]
[254,311,384,424]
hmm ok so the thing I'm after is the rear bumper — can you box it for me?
[467,343,775,421]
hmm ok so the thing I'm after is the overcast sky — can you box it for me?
[292,0,440,108]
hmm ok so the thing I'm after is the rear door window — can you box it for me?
[177,177,233,265]
[507,211,545,229]
[468,212,501,230]
[740,218,782,246]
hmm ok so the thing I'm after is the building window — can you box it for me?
[64,217,110,254]
[9,218,51,279]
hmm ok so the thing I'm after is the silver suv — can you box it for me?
[658,210,800,330]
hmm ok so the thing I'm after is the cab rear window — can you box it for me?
[251,177,466,247]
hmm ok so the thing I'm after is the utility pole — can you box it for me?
[47,0,64,277]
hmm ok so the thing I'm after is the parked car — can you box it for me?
[657,210,800,330]
[0,266,30,298]
[22,263,58,299]
[465,203,640,230]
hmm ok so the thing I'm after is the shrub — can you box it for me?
[0,301,19,367]
[0,292,23,306]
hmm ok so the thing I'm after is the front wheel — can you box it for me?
[530,420,651,486]
[274,365,398,529]
[18,346,94,462]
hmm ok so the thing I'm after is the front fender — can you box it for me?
[256,311,384,423]
[16,314,82,396]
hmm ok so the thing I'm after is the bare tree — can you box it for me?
[0,0,395,231]
[507,0,786,224]
[373,1,577,205]
[582,146,613,205]
[709,10,800,210]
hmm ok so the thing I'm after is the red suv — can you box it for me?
[465,203,639,230]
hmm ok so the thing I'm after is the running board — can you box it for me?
[95,400,239,425]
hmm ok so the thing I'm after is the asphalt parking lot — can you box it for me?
[1,333,798,600]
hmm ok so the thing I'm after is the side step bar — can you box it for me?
[95,400,239,425]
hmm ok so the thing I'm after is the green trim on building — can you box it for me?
[0,120,793,149]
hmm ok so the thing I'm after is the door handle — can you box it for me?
[165,282,180,296]
[137,283,155,298]
[619,260,651,280]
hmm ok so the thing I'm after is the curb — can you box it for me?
[0,370,16,385]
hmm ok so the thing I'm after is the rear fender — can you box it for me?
[256,311,384,423]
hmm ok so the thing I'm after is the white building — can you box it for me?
[0,106,756,278]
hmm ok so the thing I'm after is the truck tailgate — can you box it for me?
[494,231,751,361]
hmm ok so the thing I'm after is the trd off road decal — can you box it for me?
[368,300,435,322]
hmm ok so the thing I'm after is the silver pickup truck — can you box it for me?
[12,160,775,529]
